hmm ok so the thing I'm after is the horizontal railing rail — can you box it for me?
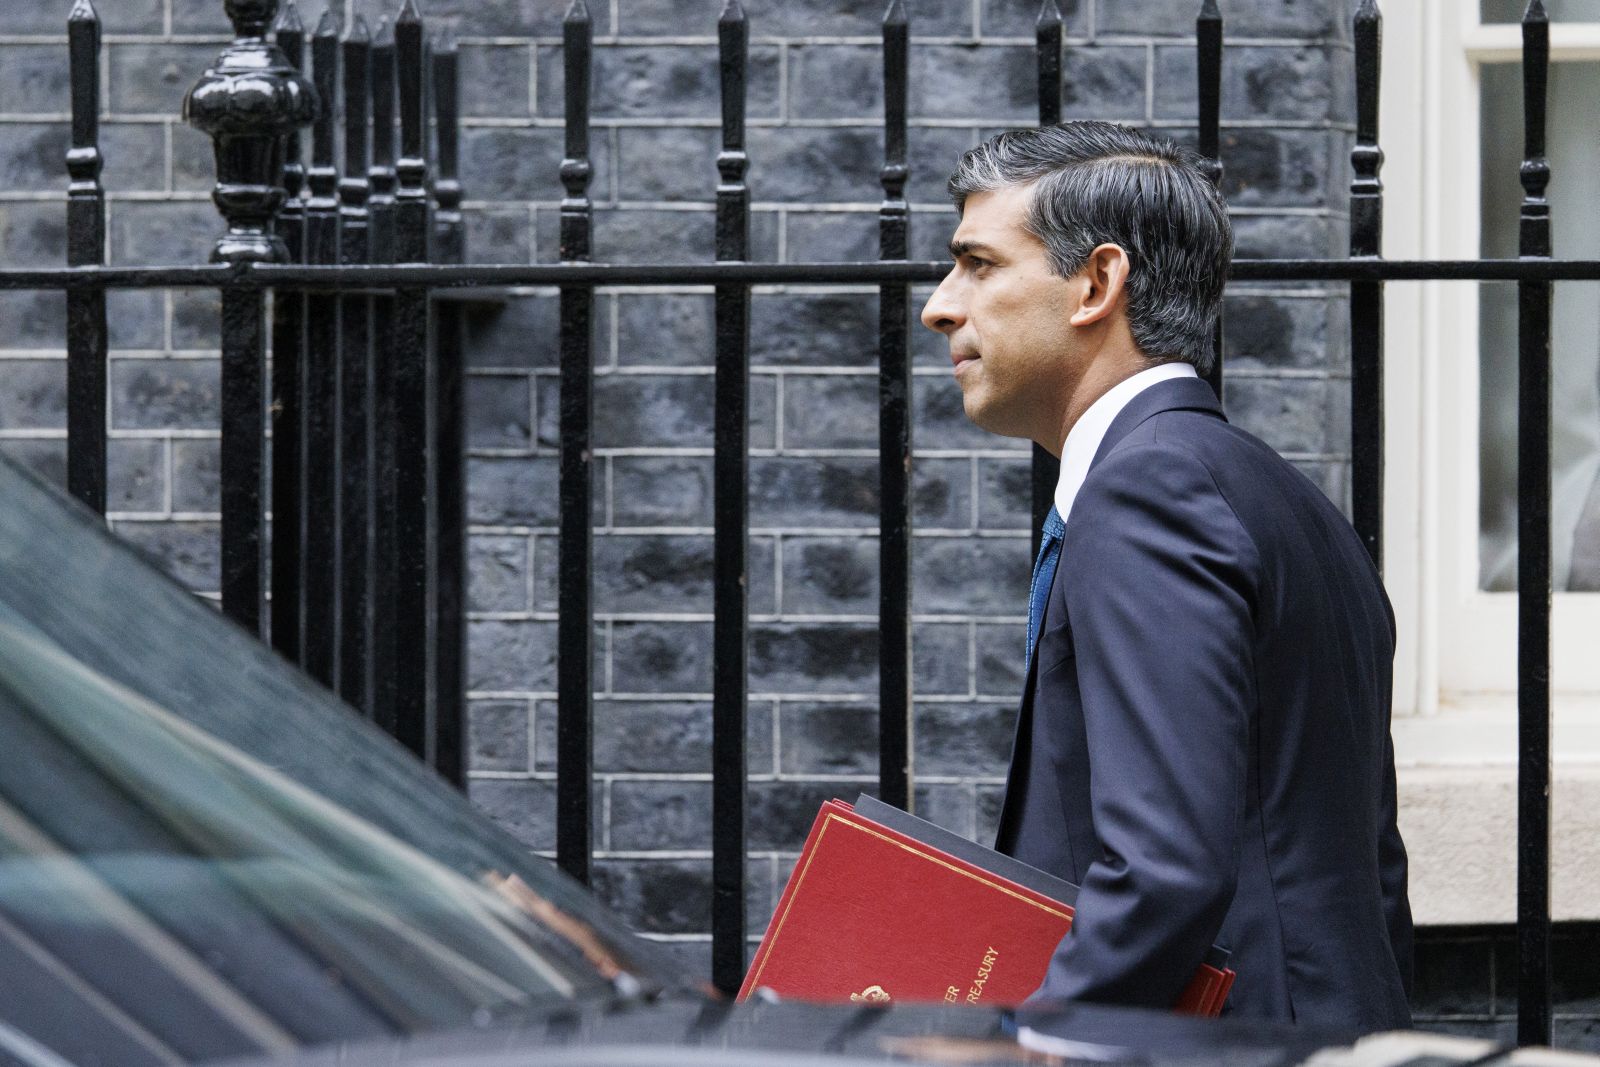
[9,258,1600,290]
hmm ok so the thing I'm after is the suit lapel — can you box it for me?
[996,375,1223,854]
[994,573,1048,854]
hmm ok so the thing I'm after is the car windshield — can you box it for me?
[0,457,680,1066]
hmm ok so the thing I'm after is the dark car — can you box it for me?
[0,454,1552,1067]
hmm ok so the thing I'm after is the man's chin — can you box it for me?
[959,391,989,430]
[961,393,1017,439]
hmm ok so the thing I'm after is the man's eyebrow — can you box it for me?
[948,239,1001,260]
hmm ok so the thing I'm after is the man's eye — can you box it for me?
[968,256,989,270]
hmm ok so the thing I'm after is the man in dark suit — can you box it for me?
[919,121,1413,1031]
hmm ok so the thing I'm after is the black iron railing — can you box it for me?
[16,0,1564,1039]
[712,0,753,987]
[1517,6,1555,1043]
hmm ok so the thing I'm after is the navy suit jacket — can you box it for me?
[994,376,1414,1031]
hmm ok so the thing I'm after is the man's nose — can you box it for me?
[920,274,964,334]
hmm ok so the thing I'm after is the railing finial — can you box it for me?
[184,0,317,263]
[223,0,278,36]
[1524,0,1548,20]
[1199,0,1220,20]
[66,0,102,198]
[1035,0,1062,129]
[275,0,300,32]
[880,0,909,216]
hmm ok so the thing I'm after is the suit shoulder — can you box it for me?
[1071,422,1265,571]
[1078,421,1232,509]
[1098,409,1322,513]
[1072,435,1242,539]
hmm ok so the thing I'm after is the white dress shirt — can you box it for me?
[1054,361,1200,524]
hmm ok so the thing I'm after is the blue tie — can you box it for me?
[1026,505,1065,671]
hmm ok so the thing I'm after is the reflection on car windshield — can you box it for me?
[0,454,680,1066]
[0,615,614,1064]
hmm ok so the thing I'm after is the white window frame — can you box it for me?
[1382,0,1600,760]
[1375,1,1600,925]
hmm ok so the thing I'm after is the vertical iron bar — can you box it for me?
[303,9,342,688]
[66,0,107,517]
[432,28,467,788]
[1516,0,1553,1048]
[1197,0,1225,402]
[393,0,434,762]
[711,0,750,996]
[878,0,912,819]
[1035,0,1060,127]
[369,15,399,731]
[557,0,595,886]
[272,1,307,660]
[1031,1,1063,558]
[339,15,373,712]
[1350,0,1384,569]
[221,288,270,634]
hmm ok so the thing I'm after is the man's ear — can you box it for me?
[1067,243,1131,328]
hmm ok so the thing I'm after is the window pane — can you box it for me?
[1479,61,1600,592]
[1482,0,1600,21]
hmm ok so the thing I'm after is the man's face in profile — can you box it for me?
[919,183,1083,447]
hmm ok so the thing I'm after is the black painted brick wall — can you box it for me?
[1412,924,1600,1050]
[0,0,1369,993]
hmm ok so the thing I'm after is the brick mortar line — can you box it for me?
[468,447,1037,460]
[0,191,211,201]
[460,283,1342,296]
[470,444,1344,460]
[0,34,1351,48]
[448,35,1352,48]
[470,518,1392,536]
[468,690,1025,704]
[471,772,1010,784]
[487,201,1345,216]
[469,611,1030,624]
[449,117,1358,130]
[109,511,217,522]
[474,529,1034,539]
[490,365,1348,379]
[482,201,1350,220]
[472,776,1011,792]
[0,429,220,439]
[466,525,1037,535]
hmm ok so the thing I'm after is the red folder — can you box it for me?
[738,798,1235,1016]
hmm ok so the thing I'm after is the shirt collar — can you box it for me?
[1053,361,1199,524]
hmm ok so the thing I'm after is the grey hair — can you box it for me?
[947,121,1232,371]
